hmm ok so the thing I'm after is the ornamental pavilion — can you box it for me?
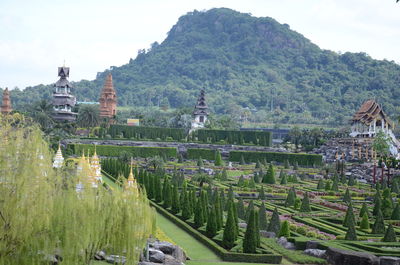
[52,66,78,121]
[191,89,209,129]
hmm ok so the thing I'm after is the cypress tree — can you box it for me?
[238,175,245,187]
[372,209,386,234]
[206,207,217,238]
[163,181,172,209]
[240,155,246,165]
[373,196,382,217]
[255,160,261,169]
[181,191,192,220]
[360,212,370,230]
[359,202,369,218]
[259,202,268,230]
[391,204,400,220]
[343,188,352,204]
[155,175,163,203]
[254,171,260,183]
[278,220,290,237]
[180,181,187,207]
[243,209,257,253]
[263,164,276,184]
[221,168,228,181]
[382,197,393,218]
[249,177,256,189]
[325,180,332,191]
[206,185,213,202]
[219,189,225,210]
[284,159,290,169]
[331,178,339,192]
[391,180,400,194]
[344,221,357,240]
[255,211,260,247]
[280,174,288,185]
[382,224,397,242]
[178,153,184,163]
[162,175,168,202]
[222,202,236,249]
[259,186,266,200]
[317,179,324,189]
[147,175,154,199]
[279,169,285,179]
[340,173,347,184]
[190,188,196,215]
[214,196,223,230]
[293,161,299,170]
[197,157,204,167]
[348,175,355,186]
[262,158,268,167]
[194,198,204,228]
[200,189,208,221]
[232,200,239,238]
[237,198,245,220]
[227,186,234,201]
[245,200,254,222]
[300,192,311,212]
[171,185,180,214]
[215,150,223,166]
[285,187,296,207]
[267,207,281,234]
[343,202,356,227]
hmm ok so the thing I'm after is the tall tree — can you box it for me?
[77,104,100,128]
[243,209,257,253]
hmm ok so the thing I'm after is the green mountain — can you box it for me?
[7,8,400,126]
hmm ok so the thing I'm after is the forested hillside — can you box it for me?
[5,8,400,126]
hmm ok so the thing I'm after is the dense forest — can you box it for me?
[4,8,400,126]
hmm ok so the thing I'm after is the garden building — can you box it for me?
[52,66,77,121]
[192,89,208,129]
[99,74,117,122]
[1,87,12,115]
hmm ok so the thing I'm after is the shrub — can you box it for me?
[382,224,397,242]
[192,129,272,146]
[108,125,185,141]
[391,204,400,220]
[372,209,386,234]
[278,220,290,237]
[267,207,281,234]
[243,209,257,253]
[360,212,370,230]
[300,192,311,212]
[229,151,322,166]
[187,148,216,160]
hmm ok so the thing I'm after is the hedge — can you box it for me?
[108,125,186,141]
[229,151,322,166]
[187,148,216,160]
[191,129,272,147]
[68,144,177,158]
[150,201,282,263]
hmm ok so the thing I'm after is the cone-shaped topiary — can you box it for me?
[343,202,356,227]
[237,198,245,220]
[181,191,192,220]
[245,200,254,222]
[206,207,217,238]
[345,221,357,240]
[194,198,204,228]
[214,195,223,231]
[267,207,281,234]
[391,180,400,194]
[340,173,347,184]
[214,150,223,166]
[373,196,382,217]
[285,187,296,207]
[348,175,355,186]
[197,156,204,167]
[391,204,400,220]
[382,197,393,218]
[278,220,290,237]
[372,209,386,234]
[284,159,290,169]
[222,203,236,249]
[221,168,228,181]
[178,153,184,163]
[359,202,369,218]
[317,179,324,189]
[300,192,311,212]
[382,224,397,242]
[243,209,257,253]
[238,175,245,187]
[359,212,370,230]
[280,174,288,185]
[343,188,352,204]
[325,180,332,191]
[240,155,246,165]
[255,160,261,169]
[263,164,276,184]
[171,185,180,214]
[259,186,266,200]
[259,202,268,230]
[293,161,298,170]
[255,211,260,247]
[331,178,339,192]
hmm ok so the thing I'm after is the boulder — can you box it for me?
[164,254,184,265]
[380,256,400,265]
[326,247,379,265]
[306,240,321,249]
[105,255,126,264]
[277,237,296,250]
[153,241,175,255]
[149,248,165,263]
[304,249,326,259]
[172,245,187,263]
[138,262,160,265]
[94,250,107,260]
[260,231,276,238]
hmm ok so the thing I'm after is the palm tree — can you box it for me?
[29,99,54,130]
[77,104,100,128]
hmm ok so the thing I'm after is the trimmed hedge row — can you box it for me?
[68,144,177,158]
[229,151,322,166]
[150,201,282,264]
[187,148,216,160]
[108,125,186,141]
[190,129,272,147]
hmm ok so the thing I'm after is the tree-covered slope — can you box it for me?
[7,8,400,125]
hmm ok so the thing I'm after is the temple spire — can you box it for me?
[1,87,12,115]
[191,89,209,129]
[99,73,117,122]
[53,143,64,168]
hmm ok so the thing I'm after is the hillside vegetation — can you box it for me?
[5,8,400,126]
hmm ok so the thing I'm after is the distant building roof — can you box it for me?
[351,100,393,127]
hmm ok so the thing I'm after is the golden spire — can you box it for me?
[127,157,135,182]
[125,157,138,193]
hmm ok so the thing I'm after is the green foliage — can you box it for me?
[258,186,266,200]
[240,155,246,165]
[280,172,288,184]
[178,153,184,163]
[267,207,281,234]
[237,198,245,220]
[238,175,246,187]
[263,164,276,184]
[373,131,391,157]
[243,209,257,253]
[214,150,223,166]
[259,202,268,230]
[77,104,100,128]
[359,202,369,218]
[343,188,352,204]
[194,197,205,228]
[278,220,290,237]
[343,203,356,227]
[391,204,400,220]
[325,180,332,191]
[206,207,218,238]
[171,185,180,214]
[391,179,400,194]
[69,143,177,158]
[285,187,296,207]
[230,151,322,167]
[373,195,382,217]
[300,192,311,212]
[108,124,186,141]
[187,148,216,160]
[348,175,355,186]
[372,209,386,234]
[284,159,290,169]
[344,221,357,241]
[222,201,236,249]
[382,224,397,242]
[317,179,324,189]
[192,129,272,146]
[245,200,255,222]
[360,212,370,230]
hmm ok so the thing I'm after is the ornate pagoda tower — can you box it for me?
[191,89,208,129]
[1,87,12,115]
[53,143,64,168]
[52,66,77,121]
[99,74,117,122]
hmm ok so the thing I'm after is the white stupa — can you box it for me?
[53,143,64,168]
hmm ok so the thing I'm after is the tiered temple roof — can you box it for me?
[1,87,12,115]
[351,100,393,128]
[99,74,117,119]
[124,158,139,193]
[53,143,64,168]
[193,89,208,116]
[52,66,77,121]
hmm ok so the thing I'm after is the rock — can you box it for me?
[277,237,296,250]
[306,240,321,249]
[105,255,126,264]
[94,250,106,260]
[304,249,326,258]
[138,262,160,265]
[164,254,184,265]
[239,222,247,228]
[380,256,400,265]
[260,231,276,238]
[153,241,175,255]
[172,245,187,263]
[326,247,379,265]
[149,248,165,263]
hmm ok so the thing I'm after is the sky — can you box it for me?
[0,0,399,89]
